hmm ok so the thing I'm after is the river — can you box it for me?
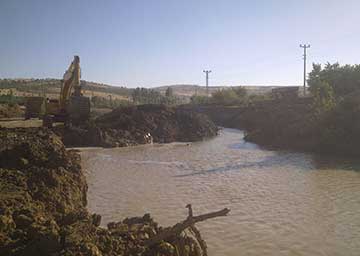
[81,128,360,256]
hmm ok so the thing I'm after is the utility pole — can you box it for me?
[203,70,211,96]
[300,44,310,96]
[108,94,113,107]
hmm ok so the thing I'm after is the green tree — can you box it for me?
[190,95,209,104]
[312,81,336,116]
[308,62,360,97]
[211,89,238,105]
[232,86,247,98]
[131,87,174,105]
[211,88,248,105]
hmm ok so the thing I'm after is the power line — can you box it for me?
[203,70,212,96]
[300,44,310,95]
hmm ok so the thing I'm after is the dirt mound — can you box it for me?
[0,104,23,119]
[0,128,216,255]
[55,104,218,148]
[96,104,218,143]
[0,128,88,255]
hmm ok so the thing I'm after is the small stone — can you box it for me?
[92,213,102,227]
[158,242,175,255]
[0,214,15,232]
[143,226,156,237]
[20,158,29,165]
[142,213,151,222]
[137,232,149,240]
[82,243,103,256]
[13,214,33,229]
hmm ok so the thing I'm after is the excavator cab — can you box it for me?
[67,94,91,124]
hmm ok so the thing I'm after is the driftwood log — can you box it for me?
[145,205,230,247]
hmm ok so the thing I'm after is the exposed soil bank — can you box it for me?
[55,104,218,148]
[192,96,360,156]
[0,128,208,256]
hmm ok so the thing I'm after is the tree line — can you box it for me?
[190,86,269,106]
[131,87,185,105]
[306,62,360,151]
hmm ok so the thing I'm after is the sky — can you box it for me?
[1,0,360,87]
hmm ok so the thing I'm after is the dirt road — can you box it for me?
[0,118,42,128]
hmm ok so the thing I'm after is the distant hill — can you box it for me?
[153,84,302,97]
[0,79,132,100]
[0,78,302,101]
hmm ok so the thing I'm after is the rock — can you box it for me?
[143,226,157,237]
[142,213,151,222]
[0,215,15,232]
[137,232,149,240]
[82,243,103,256]
[13,214,33,229]
[25,223,61,255]
[108,223,128,235]
[20,158,29,166]
[158,241,176,255]
[92,213,102,227]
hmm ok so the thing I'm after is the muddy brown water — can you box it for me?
[81,128,360,256]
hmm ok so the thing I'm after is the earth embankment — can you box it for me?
[56,104,218,147]
[192,98,348,154]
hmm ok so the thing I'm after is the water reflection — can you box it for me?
[312,154,360,172]
[175,154,291,177]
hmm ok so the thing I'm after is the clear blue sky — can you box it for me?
[1,0,359,87]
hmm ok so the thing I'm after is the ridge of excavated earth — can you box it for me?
[55,104,219,148]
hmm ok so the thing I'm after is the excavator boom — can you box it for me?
[43,56,90,127]
[60,56,81,110]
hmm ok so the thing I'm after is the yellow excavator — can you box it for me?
[43,56,90,127]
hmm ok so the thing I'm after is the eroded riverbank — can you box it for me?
[82,128,360,256]
[193,94,360,157]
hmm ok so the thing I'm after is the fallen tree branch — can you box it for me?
[189,224,207,256]
[145,207,230,246]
